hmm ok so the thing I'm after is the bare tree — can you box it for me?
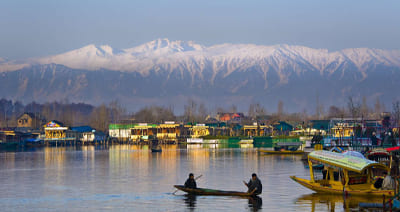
[90,104,109,132]
[360,96,369,119]
[328,105,345,119]
[374,97,383,119]
[315,93,324,119]
[255,103,266,117]
[229,104,237,113]
[109,100,125,124]
[248,103,255,119]
[347,96,361,119]
[393,101,400,126]
[198,103,208,122]
[277,100,284,119]
[184,99,197,123]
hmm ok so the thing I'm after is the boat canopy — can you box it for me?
[308,150,388,173]
[342,150,365,159]
[365,148,390,157]
[386,146,400,152]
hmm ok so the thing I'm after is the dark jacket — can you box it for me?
[371,135,378,146]
[184,178,197,189]
[247,178,262,194]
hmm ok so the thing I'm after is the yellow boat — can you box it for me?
[290,150,395,197]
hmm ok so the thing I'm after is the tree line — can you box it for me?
[0,96,399,133]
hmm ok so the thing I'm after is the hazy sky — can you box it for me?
[1,0,399,59]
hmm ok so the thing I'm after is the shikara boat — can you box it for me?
[365,148,392,167]
[151,146,162,152]
[259,142,304,154]
[290,150,395,197]
[173,185,259,196]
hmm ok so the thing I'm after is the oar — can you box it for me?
[172,174,203,195]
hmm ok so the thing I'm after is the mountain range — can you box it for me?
[1,38,400,113]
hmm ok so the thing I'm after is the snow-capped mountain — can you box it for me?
[2,38,400,75]
[1,39,400,112]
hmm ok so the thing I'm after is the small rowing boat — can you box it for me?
[173,185,259,196]
[258,141,304,154]
[151,147,162,152]
[259,149,304,154]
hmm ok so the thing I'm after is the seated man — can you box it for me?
[374,177,383,189]
[184,173,197,189]
[243,173,262,195]
[381,172,395,190]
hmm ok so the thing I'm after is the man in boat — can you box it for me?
[381,172,395,190]
[184,173,197,189]
[371,132,378,146]
[243,173,262,195]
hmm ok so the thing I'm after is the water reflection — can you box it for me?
[0,144,345,211]
[183,194,197,210]
[248,196,263,211]
[296,193,382,212]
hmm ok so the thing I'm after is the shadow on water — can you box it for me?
[248,196,263,211]
[183,194,197,210]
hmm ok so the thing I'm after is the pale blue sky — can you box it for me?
[1,0,399,59]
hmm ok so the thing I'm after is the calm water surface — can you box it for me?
[0,145,381,211]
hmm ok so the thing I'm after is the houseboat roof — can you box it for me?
[308,150,388,173]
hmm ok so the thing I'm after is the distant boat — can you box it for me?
[151,146,162,152]
[23,138,45,147]
[150,139,162,152]
[259,141,304,154]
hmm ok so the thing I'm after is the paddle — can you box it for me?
[172,174,202,195]
[243,180,257,194]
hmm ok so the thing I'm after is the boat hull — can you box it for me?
[259,149,304,154]
[173,185,258,196]
[290,176,394,197]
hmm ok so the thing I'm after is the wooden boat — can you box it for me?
[151,145,162,152]
[259,142,304,154]
[259,149,304,154]
[173,185,259,196]
[290,150,394,197]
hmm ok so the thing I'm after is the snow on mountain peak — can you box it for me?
[0,39,399,74]
[125,38,204,55]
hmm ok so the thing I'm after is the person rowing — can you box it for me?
[243,173,262,195]
[184,173,197,189]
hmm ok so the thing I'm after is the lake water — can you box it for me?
[0,144,382,211]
